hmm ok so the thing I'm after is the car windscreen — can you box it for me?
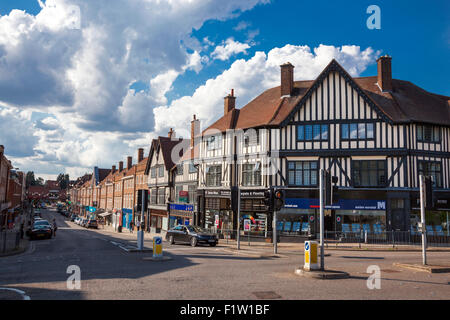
[186,225,208,233]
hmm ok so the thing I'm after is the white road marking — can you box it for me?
[0,288,31,300]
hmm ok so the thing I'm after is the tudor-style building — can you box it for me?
[145,130,183,233]
[197,56,450,236]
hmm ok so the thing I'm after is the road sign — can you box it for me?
[153,237,163,258]
[304,241,319,271]
[336,216,341,223]
[309,215,315,222]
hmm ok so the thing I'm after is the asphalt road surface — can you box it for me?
[0,207,449,300]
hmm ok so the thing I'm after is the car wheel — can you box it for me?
[190,237,197,247]
[209,242,217,247]
[169,235,175,245]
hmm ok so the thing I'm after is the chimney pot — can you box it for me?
[168,128,176,139]
[127,156,132,170]
[138,148,144,163]
[112,165,116,173]
[377,55,392,92]
[191,114,200,149]
[224,89,236,115]
[280,62,295,97]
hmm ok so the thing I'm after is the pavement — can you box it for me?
[0,207,449,300]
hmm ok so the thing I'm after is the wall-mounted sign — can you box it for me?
[285,198,387,211]
[244,219,251,231]
[205,190,231,198]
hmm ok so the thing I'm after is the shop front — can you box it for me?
[203,189,233,236]
[169,203,194,229]
[410,191,450,235]
[282,189,388,237]
[122,208,133,230]
[149,207,168,234]
[239,190,267,236]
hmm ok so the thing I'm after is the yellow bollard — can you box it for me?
[304,241,319,271]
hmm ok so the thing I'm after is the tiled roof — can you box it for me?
[204,59,450,133]
[145,137,183,174]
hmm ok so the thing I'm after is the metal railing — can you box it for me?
[203,227,450,247]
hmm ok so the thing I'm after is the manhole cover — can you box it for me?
[253,291,282,299]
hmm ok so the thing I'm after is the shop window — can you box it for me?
[418,161,442,188]
[242,162,261,186]
[351,160,386,187]
[391,199,405,209]
[297,124,329,141]
[206,165,222,187]
[417,124,440,143]
[175,186,183,202]
[287,161,318,186]
[341,123,374,141]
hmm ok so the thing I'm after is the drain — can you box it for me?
[253,291,282,299]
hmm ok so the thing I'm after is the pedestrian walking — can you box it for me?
[129,221,134,233]
[136,219,141,231]
[53,218,57,237]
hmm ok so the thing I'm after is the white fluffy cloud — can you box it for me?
[211,38,252,61]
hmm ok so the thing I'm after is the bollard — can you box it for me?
[153,236,163,259]
[304,241,319,271]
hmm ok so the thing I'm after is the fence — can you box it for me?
[0,230,21,254]
[204,227,450,247]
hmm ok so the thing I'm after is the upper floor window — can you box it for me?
[206,135,222,151]
[150,188,157,204]
[189,161,197,173]
[242,162,261,187]
[188,185,197,204]
[297,124,329,142]
[418,161,442,188]
[206,165,222,187]
[151,167,156,178]
[244,130,260,147]
[351,160,386,187]
[417,125,440,143]
[288,161,318,186]
[158,187,165,204]
[341,123,374,141]
[158,165,164,177]
[176,164,183,176]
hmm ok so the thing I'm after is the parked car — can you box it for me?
[75,217,82,225]
[85,219,98,229]
[70,214,78,222]
[81,219,89,227]
[166,225,218,247]
[28,220,53,240]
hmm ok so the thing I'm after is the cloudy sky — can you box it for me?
[0,0,449,180]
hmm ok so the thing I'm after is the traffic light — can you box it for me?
[263,188,273,212]
[136,189,149,213]
[274,189,285,211]
[231,186,239,212]
[324,170,339,205]
[424,176,434,209]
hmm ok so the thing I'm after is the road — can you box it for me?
[0,207,449,300]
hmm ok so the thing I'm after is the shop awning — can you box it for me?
[98,212,112,217]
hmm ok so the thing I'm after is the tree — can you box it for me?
[57,173,70,189]
[26,171,36,188]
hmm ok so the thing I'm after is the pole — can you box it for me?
[137,190,145,250]
[419,175,427,265]
[447,212,449,237]
[320,169,325,271]
[237,187,240,250]
[273,210,277,254]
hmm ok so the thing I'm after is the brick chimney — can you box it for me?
[0,145,4,156]
[191,114,200,149]
[168,128,176,139]
[111,165,116,173]
[224,89,236,115]
[138,148,144,163]
[377,55,392,92]
[127,156,132,170]
[280,62,294,97]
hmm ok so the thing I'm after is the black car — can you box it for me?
[28,220,53,240]
[70,214,78,222]
[85,219,98,229]
[166,225,218,247]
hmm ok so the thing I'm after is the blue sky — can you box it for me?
[0,0,448,179]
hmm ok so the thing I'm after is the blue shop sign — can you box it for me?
[285,198,386,211]
[88,206,96,213]
[169,204,194,212]
[122,208,132,214]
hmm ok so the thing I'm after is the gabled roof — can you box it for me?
[144,137,183,175]
[204,59,450,133]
